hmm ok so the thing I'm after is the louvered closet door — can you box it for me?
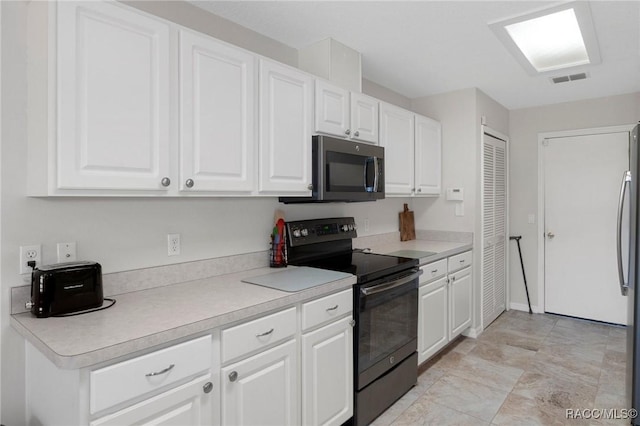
[482,134,507,329]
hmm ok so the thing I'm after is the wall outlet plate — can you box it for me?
[20,245,42,275]
[168,234,180,256]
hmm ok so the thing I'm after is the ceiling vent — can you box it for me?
[550,72,589,84]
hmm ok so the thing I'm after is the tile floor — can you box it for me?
[370,309,629,426]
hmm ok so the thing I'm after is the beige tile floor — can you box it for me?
[370,309,629,426]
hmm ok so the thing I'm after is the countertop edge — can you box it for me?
[12,275,356,370]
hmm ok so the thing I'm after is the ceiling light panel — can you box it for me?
[490,2,601,75]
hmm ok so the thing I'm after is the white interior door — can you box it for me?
[544,132,629,324]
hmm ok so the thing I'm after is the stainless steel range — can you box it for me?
[286,217,421,426]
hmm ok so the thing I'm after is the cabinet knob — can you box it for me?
[229,371,238,382]
[417,188,422,193]
[161,177,171,187]
[547,232,555,239]
[354,130,360,137]
[345,129,351,135]
[349,319,356,327]
[203,382,213,394]
[185,179,194,188]
[307,184,313,191]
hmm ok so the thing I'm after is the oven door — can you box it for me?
[355,268,420,390]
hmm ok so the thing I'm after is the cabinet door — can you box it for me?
[315,80,350,138]
[179,30,256,193]
[350,93,379,144]
[302,317,353,426]
[259,59,313,195]
[221,339,298,426]
[418,277,448,365]
[90,375,212,426]
[449,267,472,339]
[379,103,414,195]
[414,115,442,196]
[57,2,171,191]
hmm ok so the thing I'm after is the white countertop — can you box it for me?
[361,239,473,265]
[11,234,472,370]
[11,266,356,369]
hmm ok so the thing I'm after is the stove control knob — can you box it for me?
[348,224,354,231]
[293,229,301,238]
[353,223,358,230]
[341,225,349,232]
[301,228,309,237]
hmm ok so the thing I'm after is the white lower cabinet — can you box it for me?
[302,316,353,426]
[417,251,473,365]
[90,375,212,426]
[221,340,298,426]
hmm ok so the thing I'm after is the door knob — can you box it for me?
[547,232,555,239]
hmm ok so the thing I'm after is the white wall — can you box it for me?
[1,2,413,423]
[509,92,640,312]
[362,78,412,110]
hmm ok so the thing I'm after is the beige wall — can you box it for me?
[509,92,640,312]
[362,78,412,110]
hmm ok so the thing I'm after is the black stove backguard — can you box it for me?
[286,217,419,426]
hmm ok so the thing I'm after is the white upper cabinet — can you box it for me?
[56,1,171,192]
[350,92,379,144]
[259,59,313,195]
[414,115,442,196]
[379,102,415,195]
[314,80,378,144]
[380,102,442,197]
[179,29,256,193]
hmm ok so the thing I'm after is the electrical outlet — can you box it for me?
[20,245,42,274]
[167,234,180,256]
[57,242,77,262]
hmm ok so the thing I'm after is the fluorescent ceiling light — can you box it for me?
[490,2,601,75]
[505,9,588,72]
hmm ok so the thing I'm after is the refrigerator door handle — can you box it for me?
[617,170,631,296]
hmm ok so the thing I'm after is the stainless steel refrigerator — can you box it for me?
[618,124,639,424]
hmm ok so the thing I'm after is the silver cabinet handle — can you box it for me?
[417,188,422,193]
[451,275,456,281]
[459,259,465,264]
[145,364,175,377]
[345,129,351,135]
[431,269,438,274]
[354,130,360,137]
[203,382,213,394]
[229,371,238,382]
[326,305,339,312]
[185,179,194,188]
[349,319,355,327]
[255,328,274,338]
[617,170,631,296]
[161,177,171,187]
[307,184,313,191]
[546,232,555,239]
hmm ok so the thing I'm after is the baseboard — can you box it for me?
[462,326,482,339]
[509,302,543,314]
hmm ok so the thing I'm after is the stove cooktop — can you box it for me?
[299,251,418,283]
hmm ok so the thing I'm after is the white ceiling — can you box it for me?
[189,1,640,110]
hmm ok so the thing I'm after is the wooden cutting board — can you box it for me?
[399,203,416,241]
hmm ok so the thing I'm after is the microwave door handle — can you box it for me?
[364,157,374,192]
[373,157,380,192]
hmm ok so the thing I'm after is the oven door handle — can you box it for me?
[361,270,422,296]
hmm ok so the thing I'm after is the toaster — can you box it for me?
[30,261,103,318]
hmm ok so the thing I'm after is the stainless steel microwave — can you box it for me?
[280,135,384,203]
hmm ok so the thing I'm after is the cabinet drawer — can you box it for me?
[222,307,297,363]
[420,259,447,284]
[302,289,353,331]
[448,251,472,272]
[90,335,211,414]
